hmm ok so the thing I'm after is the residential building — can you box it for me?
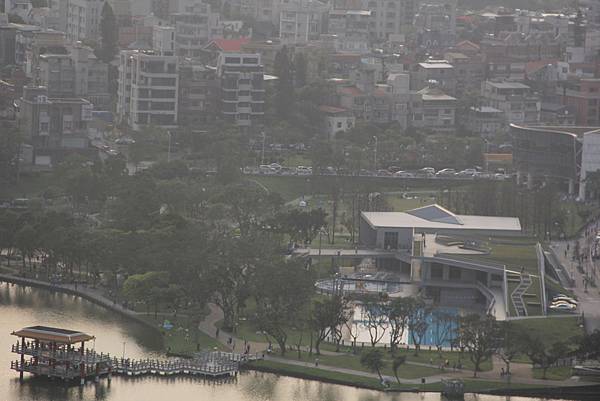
[337,84,401,124]
[465,106,505,139]
[178,60,218,126]
[279,0,329,44]
[170,4,222,57]
[153,25,176,56]
[556,79,600,126]
[414,0,457,49]
[66,0,106,43]
[0,19,17,66]
[217,52,265,128]
[18,85,93,165]
[320,105,355,139]
[444,51,485,97]
[328,9,371,53]
[33,43,109,108]
[15,27,64,76]
[410,86,456,134]
[481,80,540,124]
[117,50,179,130]
[357,0,416,40]
[411,60,456,95]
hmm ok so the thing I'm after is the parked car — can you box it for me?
[393,171,414,178]
[377,169,392,177]
[419,167,436,175]
[436,168,456,177]
[552,296,578,305]
[549,302,576,311]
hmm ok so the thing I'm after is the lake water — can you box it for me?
[0,282,579,401]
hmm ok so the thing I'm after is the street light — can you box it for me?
[167,131,172,163]
[372,136,378,171]
[260,131,266,166]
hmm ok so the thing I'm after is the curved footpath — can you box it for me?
[0,272,597,392]
[197,302,592,388]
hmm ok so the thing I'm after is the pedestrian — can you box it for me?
[445,359,449,367]
[216,328,220,338]
[429,357,433,365]
[315,358,319,367]
[501,367,505,377]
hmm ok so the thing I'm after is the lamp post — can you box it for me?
[372,136,378,171]
[260,131,266,165]
[167,131,172,163]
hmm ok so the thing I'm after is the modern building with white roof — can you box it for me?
[352,204,550,320]
[360,204,521,250]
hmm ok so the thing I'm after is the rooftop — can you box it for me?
[361,204,521,232]
[419,62,453,69]
[12,326,95,344]
[486,81,531,89]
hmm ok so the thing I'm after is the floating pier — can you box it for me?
[11,326,257,384]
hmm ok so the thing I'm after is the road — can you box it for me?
[552,220,600,333]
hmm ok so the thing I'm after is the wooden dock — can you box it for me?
[111,352,258,378]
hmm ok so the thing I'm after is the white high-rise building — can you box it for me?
[117,50,179,130]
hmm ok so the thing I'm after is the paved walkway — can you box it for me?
[197,303,590,387]
[551,219,600,333]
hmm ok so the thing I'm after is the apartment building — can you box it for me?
[358,0,416,40]
[178,60,218,126]
[66,0,106,42]
[410,86,456,134]
[217,52,265,128]
[481,80,541,124]
[18,85,93,165]
[170,3,222,57]
[556,78,600,126]
[411,60,456,95]
[153,25,176,56]
[279,0,329,44]
[117,50,179,130]
[328,9,371,53]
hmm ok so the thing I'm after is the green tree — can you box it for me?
[392,355,406,384]
[496,321,523,375]
[15,224,37,271]
[122,271,169,315]
[458,314,498,377]
[254,258,314,355]
[523,337,570,380]
[360,348,386,382]
[577,330,600,363]
[310,295,349,355]
[293,52,307,88]
[385,296,415,354]
[273,46,294,117]
[97,2,118,63]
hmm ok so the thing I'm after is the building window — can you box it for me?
[383,231,398,249]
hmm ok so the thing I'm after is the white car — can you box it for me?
[436,168,456,177]
[549,302,576,311]
[552,296,578,305]
[394,171,414,178]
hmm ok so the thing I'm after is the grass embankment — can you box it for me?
[247,360,549,392]
[277,351,441,379]
[532,367,573,380]
[509,317,584,364]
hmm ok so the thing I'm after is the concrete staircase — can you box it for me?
[511,273,532,317]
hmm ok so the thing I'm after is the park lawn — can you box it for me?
[532,367,573,380]
[511,316,583,346]
[278,351,441,379]
[282,154,312,168]
[247,360,550,392]
[385,193,436,212]
[320,344,492,372]
[140,315,226,356]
